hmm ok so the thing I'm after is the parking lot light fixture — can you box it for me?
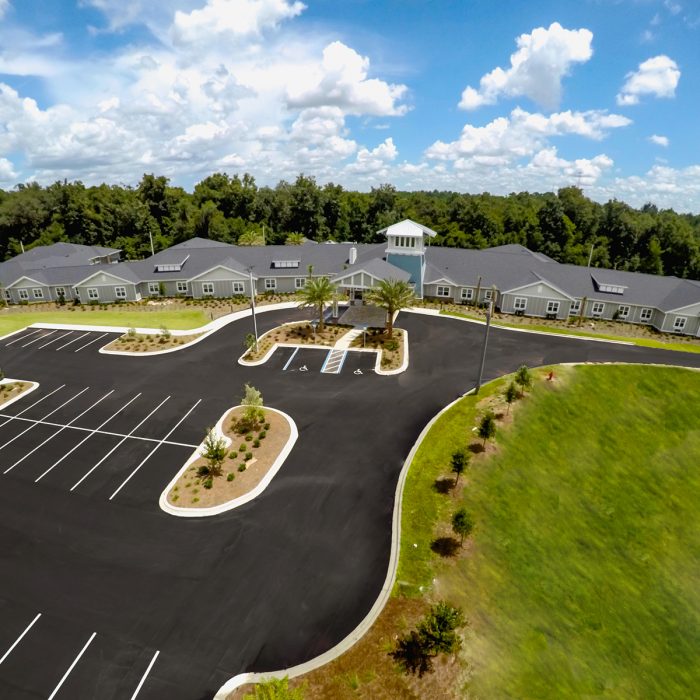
[248,267,258,351]
[475,300,493,394]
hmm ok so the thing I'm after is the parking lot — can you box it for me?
[2,309,700,699]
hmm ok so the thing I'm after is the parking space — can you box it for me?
[2,328,120,354]
[0,606,160,700]
[281,347,329,374]
[0,384,203,506]
[270,346,378,376]
[341,350,378,375]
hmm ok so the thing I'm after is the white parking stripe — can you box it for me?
[5,390,114,474]
[35,393,141,483]
[47,632,96,700]
[55,332,89,351]
[0,413,198,448]
[71,396,171,491]
[129,650,160,700]
[0,613,41,666]
[74,332,108,353]
[21,330,56,348]
[0,387,89,456]
[0,384,66,429]
[109,399,202,501]
[5,329,41,347]
[37,331,73,349]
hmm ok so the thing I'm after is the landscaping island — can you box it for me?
[164,386,293,511]
[231,363,700,699]
[350,327,406,371]
[0,379,32,407]
[105,329,203,353]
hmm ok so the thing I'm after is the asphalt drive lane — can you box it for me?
[1,308,700,700]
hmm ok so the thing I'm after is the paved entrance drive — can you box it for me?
[338,303,386,328]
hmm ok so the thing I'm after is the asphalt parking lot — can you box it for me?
[1,309,699,699]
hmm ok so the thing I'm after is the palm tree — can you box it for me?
[365,278,416,339]
[238,230,265,246]
[297,276,335,331]
[285,232,305,245]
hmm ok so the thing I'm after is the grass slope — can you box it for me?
[0,309,211,336]
[440,309,700,354]
[441,365,700,698]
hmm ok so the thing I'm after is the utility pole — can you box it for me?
[587,243,594,267]
[148,229,155,257]
[248,267,258,351]
[475,300,493,394]
[20,240,25,254]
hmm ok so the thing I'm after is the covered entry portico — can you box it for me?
[331,258,412,305]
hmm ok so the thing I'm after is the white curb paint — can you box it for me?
[212,388,473,698]
[159,406,298,518]
[0,379,39,411]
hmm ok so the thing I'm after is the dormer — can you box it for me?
[591,273,627,295]
[380,219,437,257]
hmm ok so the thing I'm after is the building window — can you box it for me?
[3,289,11,301]
[673,316,687,332]
[598,283,625,294]
[232,281,245,294]
[483,290,493,301]
[115,286,127,299]
[460,288,474,301]
[546,300,560,315]
[18,289,29,300]
[591,302,605,316]
[514,297,527,311]
[271,260,300,269]
[264,278,277,290]
[569,300,581,315]
[436,286,451,297]
[55,287,66,298]
[176,282,188,294]
[32,288,44,299]
[202,282,215,296]
[148,282,159,295]
[87,288,99,300]
[73,288,81,299]
[295,277,306,290]
[640,307,653,322]
[617,305,630,320]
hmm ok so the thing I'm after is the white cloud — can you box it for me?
[286,41,408,116]
[0,1,10,20]
[0,156,17,184]
[649,134,669,147]
[664,0,682,15]
[459,22,593,111]
[171,0,305,46]
[346,138,397,177]
[616,55,680,105]
[425,108,631,163]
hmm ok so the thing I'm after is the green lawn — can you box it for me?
[437,365,700,698]
[0,309,212,336]
[440,309,700,354]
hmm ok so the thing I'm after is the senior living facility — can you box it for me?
[1,219,699,337]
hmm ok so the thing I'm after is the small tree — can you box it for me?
[390,630,433,678]
[285,233,305,245]
[365,278,416,339]
[451,508,474,545]
[199,429,226,477]
[243,676,306,700]
[451,449,468,485]
[241,383,265,425]
[515,365,532,394]
[297,276,334,331]
[56,290,66,306]
[478,411,496,446]
[244,333,257,351]
[504,381,518,413]
[158,282,166,297]
[418,601,466,654]
[160,325,171,341]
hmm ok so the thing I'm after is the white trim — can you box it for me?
[6,275,45,289]
[460,287,474,301]
[545,300,560,315]
[202,281,215,296]
[115,286,127,299]
[74,269,136,286]
[18,289,29,300]
[617,304,630,320]
[176,281,189,294]
[640,307,653,322]
[87,287,99,300]
[159,406,298,517]
[436,285,451,297]
[264,278,277,290]
[32,288,44,299]
[591,301,605,316]
[147,282,160,295]
[673,316,688,331]
[425,276,458,286]
[187,264,249,282]
[232,280,245,294]
[514,296,527,311]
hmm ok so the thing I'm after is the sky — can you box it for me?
[0,0,698,211]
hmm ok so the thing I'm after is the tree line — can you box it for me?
[1,173,698,279]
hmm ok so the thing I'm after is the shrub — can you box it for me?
[245,434,253,442]
[245,451,253,461]
[127,327,137,338]
[229,451,237,459]
[264,422,270,431]
[238,463,247,472]
[253,439,260,448]
[259,430,266,439]
[227,473,235,482]
[199,429,227,477]
[203,477,214,489]
[239,444,246,452]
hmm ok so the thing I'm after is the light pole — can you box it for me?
[248,267,258,351]
[475,300,493,394]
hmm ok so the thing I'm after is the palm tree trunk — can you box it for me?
[386,308,393,339]
[318,304,324,331]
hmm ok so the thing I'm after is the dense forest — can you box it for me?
[1,173,699,279]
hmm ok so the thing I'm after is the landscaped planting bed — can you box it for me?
[243,321,352,362]
[105,329,203,352]
[350,327,405,371]
[0,380,31,407]
[166,406,290,508]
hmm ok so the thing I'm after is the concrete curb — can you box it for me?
[407,307,636,346]
[0,378,39,410]
[212,387,472,698]
[159,406,298,518]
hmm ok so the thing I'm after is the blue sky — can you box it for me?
[0,0,698,210]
